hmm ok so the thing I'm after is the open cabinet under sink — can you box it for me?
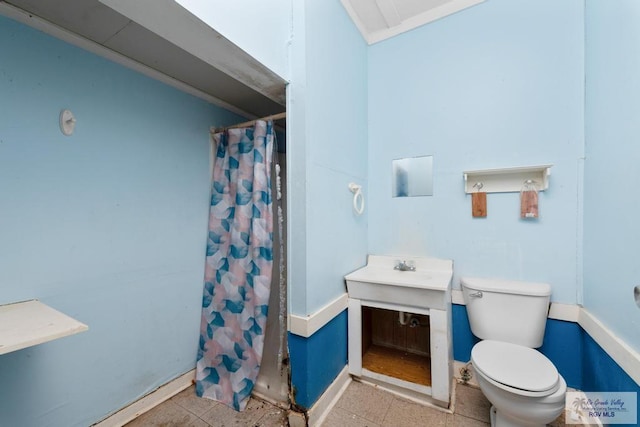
[345,255,453,407]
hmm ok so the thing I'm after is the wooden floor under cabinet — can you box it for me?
[361,307,432,386]
[362,344,432,386]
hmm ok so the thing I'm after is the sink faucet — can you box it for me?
[394,260,416,272]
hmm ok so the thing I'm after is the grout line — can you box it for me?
[378,394,394,426]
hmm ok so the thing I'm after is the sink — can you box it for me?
[345,255,453,310]
[345,254,454,406]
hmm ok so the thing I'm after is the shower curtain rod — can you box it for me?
[210,112,286,134]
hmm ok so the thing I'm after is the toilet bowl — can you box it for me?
[471,340,566,427]
[461,277,567,427]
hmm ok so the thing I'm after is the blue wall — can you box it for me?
[290,0,640,410]
[367,0,639,408]
[0,16,241,427]
[289,311,348,409]
[583,0,640,355]
[582,334,640,393]
[288,0,369,317]
[452,304,479,363]
[7,0,640,421]
[286,0,369,408]
[454,303,639,399]
[539,319,583,389]
[367,0,584,305]
[453,305,582,388]
[303,0,368,315]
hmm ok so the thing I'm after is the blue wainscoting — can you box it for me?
[293,304,638,412]
[582,334,640,427]
[452,304,480,363]
[453,303,638,394]
[539,319,583,389]
[289,310,348,409]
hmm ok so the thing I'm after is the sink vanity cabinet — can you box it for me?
[345,255,453,407]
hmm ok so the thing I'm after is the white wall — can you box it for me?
[175,0,291,79]
[367,0,585,304]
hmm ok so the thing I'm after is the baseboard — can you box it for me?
[288,293,348,338]
[549,302,580,322]
[92,370,195,427]
[307,366,351,427]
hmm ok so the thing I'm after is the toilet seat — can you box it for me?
[471,340,560,397]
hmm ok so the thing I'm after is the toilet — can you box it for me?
[461,277,566,427]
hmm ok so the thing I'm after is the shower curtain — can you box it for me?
[196,120,274,411]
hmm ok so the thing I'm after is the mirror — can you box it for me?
[392,155,433,197]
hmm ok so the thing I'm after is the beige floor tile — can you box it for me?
[446,413,490,427]
[382,397,448,427]
[171,386,220,417]
[127,373,577,427]
[547,410,566,427]
[124,400,208,427]
[335,382,393,424]
[454,384,491,423]
[321,407,381,427]
[253,406,288,426]
[199,397,272,426]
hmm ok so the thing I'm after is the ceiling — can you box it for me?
[341,0,486,44]
[0,0,287,120]
[1,0,486,120]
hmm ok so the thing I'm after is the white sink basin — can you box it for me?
[345,255,452,310]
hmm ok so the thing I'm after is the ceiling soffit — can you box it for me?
[340,0,486,44]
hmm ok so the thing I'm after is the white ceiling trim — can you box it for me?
[375,0,402,28]
[341,0,486,45]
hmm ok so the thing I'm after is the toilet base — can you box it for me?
[476,365,566,427]
[490,405,547,427]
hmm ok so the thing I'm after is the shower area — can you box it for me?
[196,116,290,411]
[253,124,288,406]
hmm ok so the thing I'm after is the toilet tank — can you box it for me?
[461,277,551,348]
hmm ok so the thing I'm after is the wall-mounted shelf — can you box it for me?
[0,300,88,355]
[463,164,553,194]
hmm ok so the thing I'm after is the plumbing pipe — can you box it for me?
[398,311,408,325]
[398,312,417,326]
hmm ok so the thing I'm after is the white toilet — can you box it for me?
[461,277,566,427]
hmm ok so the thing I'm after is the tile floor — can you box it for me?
[125,380,565,426]
[125,387,288,427]
[321,381,490,427]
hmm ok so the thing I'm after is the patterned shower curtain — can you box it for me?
[196,120,274,411]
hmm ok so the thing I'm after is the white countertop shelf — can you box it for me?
[463,164,553,194]
[0,300,88,355]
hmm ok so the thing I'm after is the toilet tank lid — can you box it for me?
[461,277,551,296]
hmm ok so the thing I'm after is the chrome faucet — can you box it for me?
[394,260,416,272]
